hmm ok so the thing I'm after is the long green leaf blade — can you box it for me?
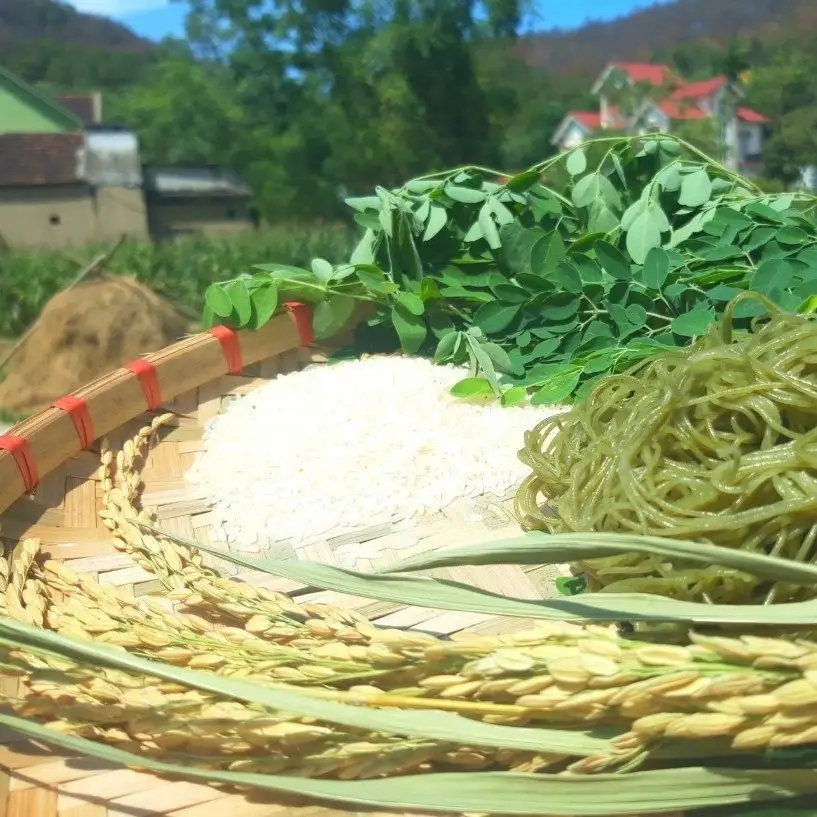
[383,531,817,586]
[145,524,817,627]
[1,711,815,815]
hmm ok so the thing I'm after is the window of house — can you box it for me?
[738,130,753,157]
[227,208,237,220]
[49,214,61,226]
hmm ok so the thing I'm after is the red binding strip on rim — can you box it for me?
[0,434,38,493]
[123,358,163,411]
[210,325,243,374]
[52,395,95,449]
[284,301,315,346]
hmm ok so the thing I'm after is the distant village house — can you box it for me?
[0,65,255,250]
[552,62,771,176]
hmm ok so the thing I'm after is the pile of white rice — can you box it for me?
[186,356,563,555]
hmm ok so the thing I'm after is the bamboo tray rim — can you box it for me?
[0,303,325,517]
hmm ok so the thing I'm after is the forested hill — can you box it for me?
[516,0,817,78]
[0,0,148,48]
[0,0,153,91]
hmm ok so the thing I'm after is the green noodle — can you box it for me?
[515,293,817,605]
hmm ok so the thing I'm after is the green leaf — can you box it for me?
[344,195,381,212]
[433,331,462,363]
[387,531,817,588]
[753,259,795,295]
[152,520,817,629]
[397,291,425,316]
[478,203,502,249]
[473,301,521,334]
[541,294,580,321]
[656,164,681,192]
[594,240,631,280]
[313,295,357,340]
[553,261,583,294]
[531,368,581,405]
[492,284,529,304]
[777,226,809,245]
[226,278,252,326]
[356,266,398,296]
[642,247,670,290]
[498,223,544,276]
[625,303,648,328]
[479,341,513,374]
[501,386,528,407]
[450,377,494,399]
[201,303,216,329]
[571,172,600,207]
[249,282,279,329]
[706,284,745,301]
[204,283,233,318]
[504,169,540,191]
[565,149,587,176]
[678,169,712,207]
[445,184,487,203]
[530,337,560,359]
[311,257,334,283]
[391,303,427,354]
[423,204,449,241]
[596,174,622,210]
[530,233,566,276]
[671,308,716,337]
[626,211,663,264]
[745,201,786,223]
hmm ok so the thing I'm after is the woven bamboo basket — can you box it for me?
[0,302,585,817]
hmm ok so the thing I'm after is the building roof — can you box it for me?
[737,107,771,124]
[0,66,86,132]
[669,75,730,100]
[142,165,251,198]
[54,94,100,126]
[656,100,708,120]
[0,133,84,186]
[611,62,677,86]
[568,111,602,129]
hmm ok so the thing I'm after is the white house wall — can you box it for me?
[560,122,588,150]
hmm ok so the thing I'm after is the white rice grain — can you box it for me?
[186,356,564,556]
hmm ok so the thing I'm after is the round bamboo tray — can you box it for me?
[0,303,574,817]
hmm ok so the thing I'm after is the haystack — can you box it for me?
[0,275,188,415]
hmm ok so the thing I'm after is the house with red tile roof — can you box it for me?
[552,62,771,175]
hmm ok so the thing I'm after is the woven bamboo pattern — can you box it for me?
[0,309,569,817]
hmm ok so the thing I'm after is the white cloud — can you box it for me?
[68,0,170,16]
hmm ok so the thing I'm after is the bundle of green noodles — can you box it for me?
[515,293,817,605]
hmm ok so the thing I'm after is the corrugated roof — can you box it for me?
[143,166,251,197]
[0,133,83,186]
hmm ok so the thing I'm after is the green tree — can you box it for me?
[745,42,817,185]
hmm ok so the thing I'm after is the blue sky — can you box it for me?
[68,0,670,41]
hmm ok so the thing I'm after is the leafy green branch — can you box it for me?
[205,133,817,406]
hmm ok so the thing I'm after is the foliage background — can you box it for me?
[3,0,817,225]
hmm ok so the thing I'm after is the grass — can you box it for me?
[0,223,360,339]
